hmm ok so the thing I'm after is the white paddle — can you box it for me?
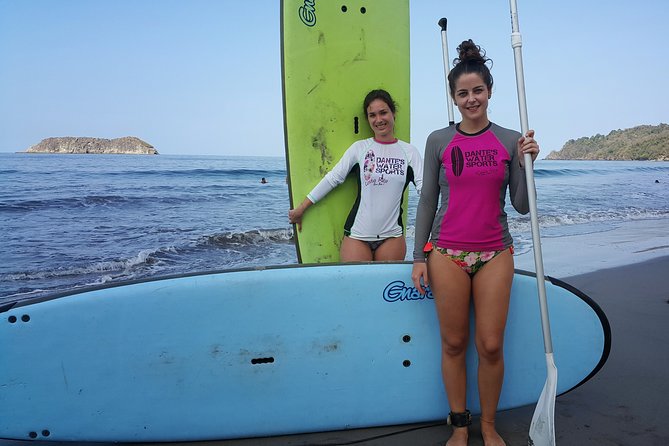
[437,18,456,126]
[508,1,558,445]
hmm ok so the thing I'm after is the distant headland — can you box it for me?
[24,137,158,155]
[545,124,669,161]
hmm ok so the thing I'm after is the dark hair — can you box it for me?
[363,89,396,116]
[447,39,493,99]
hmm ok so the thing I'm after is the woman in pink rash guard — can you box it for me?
[411,40,539,446]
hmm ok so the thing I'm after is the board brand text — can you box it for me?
[383,280,433,302]
[299,0,316,26]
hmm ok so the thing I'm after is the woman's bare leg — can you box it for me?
[428,250,473,446]
[471,249,513,446]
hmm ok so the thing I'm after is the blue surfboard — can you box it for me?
[0,263,609,442]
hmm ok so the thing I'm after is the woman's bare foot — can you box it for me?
[480,418,506,446]
[445,426,468,446]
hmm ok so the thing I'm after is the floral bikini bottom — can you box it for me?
[425,242,514,277]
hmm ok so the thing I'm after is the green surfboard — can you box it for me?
[281,0,410,263]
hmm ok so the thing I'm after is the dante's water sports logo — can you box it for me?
[465,149,498,168]
[375,156,405,176]
[299,0,316,26]
[383,280,433,302]
[451,145,464,176]
[363,149,376,183]
[451,145,499,176]
[364,151,405,186]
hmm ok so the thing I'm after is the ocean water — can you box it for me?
[1,153,668,303]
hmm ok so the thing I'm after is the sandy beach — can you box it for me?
[2,255,667,446]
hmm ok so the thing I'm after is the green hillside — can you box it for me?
[545,123,669,161]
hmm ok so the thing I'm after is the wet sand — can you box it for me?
[2,256,668,446]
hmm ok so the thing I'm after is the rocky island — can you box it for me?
[25,136,158,155]
[545,123,669,161]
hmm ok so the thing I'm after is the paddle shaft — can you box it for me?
[438,18,456,126]
[509,0,554,354]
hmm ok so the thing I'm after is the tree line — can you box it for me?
[545,123,669,161]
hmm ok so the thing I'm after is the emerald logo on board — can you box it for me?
[383,281,433,302]
[299,0,316,27]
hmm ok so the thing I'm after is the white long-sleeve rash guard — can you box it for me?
[307,138,423,241]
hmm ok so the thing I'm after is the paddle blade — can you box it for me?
[528,353,557,446]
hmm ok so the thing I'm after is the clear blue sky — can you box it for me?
[1,0,667,157]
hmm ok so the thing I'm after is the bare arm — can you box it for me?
[288,197,314,231]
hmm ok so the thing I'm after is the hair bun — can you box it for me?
[454,39,488,65]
